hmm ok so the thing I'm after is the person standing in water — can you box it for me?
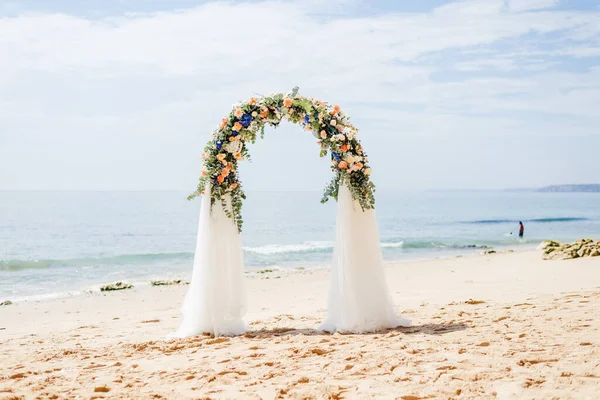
[519,221,524,238]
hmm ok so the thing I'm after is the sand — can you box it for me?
[1,250,599,399]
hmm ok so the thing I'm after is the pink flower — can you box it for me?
[234,108,243,118]
[320,130,327,139]
[338,161,348,169]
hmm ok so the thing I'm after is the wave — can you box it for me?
[243,241,334,255]
[464,217,589,224]
[0,252,193,272]
[244,240,408,256]
[0,239,501,273]
[386,240,489,250]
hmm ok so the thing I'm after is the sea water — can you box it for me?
[1,190,599,301]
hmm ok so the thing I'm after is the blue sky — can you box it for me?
[1,0,599,191]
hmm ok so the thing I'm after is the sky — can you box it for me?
[1,0,599,192]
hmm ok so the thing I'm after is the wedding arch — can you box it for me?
[172,88,409,337]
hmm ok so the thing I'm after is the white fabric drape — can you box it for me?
[319,184,410,333]
[170,184,247,337]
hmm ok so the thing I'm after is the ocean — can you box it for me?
[1,190,599,302]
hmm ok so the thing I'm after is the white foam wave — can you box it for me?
[243,240,405,255]
[381,241,405,248]
[243,241,334,255]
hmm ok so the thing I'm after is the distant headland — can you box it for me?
[431,184,600,193]
[536,184,600,193]
[504,184,600,193]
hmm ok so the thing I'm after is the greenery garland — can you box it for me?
[189,87,376,232]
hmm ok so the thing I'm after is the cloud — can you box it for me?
[507,0,559,12]
[0,0,599,190]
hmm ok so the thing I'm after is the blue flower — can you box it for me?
[231,131,239,137]
[215,140,223,150]
[240,113,252,128]
[303,115,310,124]
[332,152,341,161]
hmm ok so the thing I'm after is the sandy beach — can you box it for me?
[1,250,599,399]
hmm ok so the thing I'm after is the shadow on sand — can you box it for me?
[242,323,468,339]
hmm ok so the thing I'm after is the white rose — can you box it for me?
[330,119,337,126]
[252,111,258,117]
[225,140,243,154]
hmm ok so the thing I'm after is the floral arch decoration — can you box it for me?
[189,87,376,232]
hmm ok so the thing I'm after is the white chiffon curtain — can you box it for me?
[171,184,409,337]
[170,184,246,337]
[318,185,410,332]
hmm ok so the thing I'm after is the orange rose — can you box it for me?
[341,144,349,152]
[249,97,257,105]
[283,98,293,107]
[233,122,243,131]
[320,130,327,139]
[338,161,348,169]
[217,154,226,161]
[216,175,225,183]
[356,162,364,170]
[201,169,207,176]
[231,183,238,189]
[221,168,230,177]
[218,118,228,129]
[228,136,235,142]
[234,108,243,118]
[234,153,242,160]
